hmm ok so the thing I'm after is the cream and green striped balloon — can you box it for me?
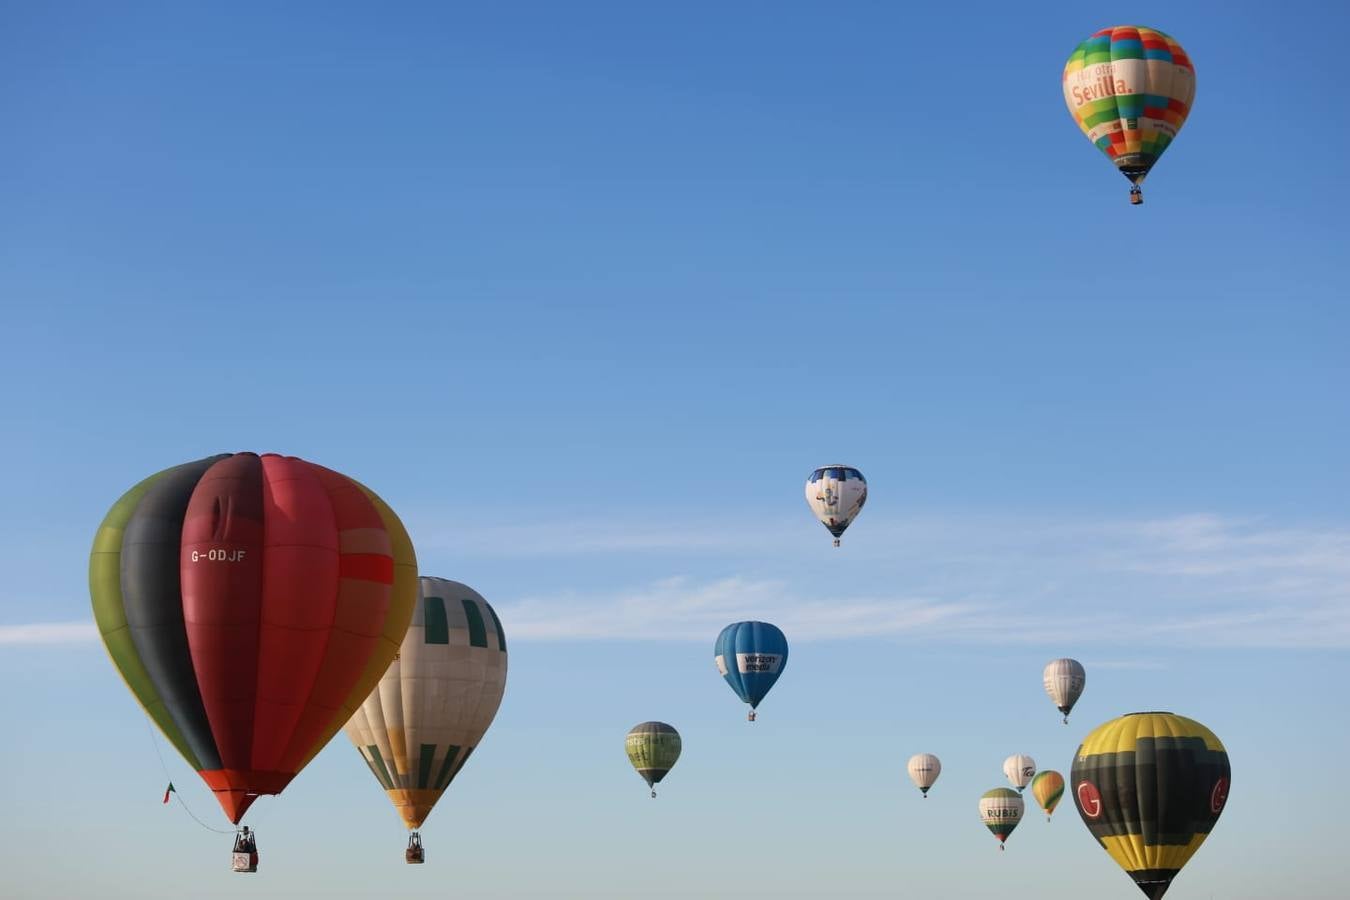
[626,722,682,797]
[979,788,1025,849]
[344,576,507,832]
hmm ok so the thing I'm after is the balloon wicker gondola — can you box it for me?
[405,832,425,864]
[231,827,258,874]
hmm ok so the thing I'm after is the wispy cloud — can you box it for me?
[501,576,985,641]
[0,621,98,645]
[478,512,1350,649]
[11,513,1348,650]
[406,517,790,557]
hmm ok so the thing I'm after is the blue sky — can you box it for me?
[2,1,1348,897]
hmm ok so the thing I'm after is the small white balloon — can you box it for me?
[1003,754,1036,792]
[907,753,942,797]
[1043,658,1086,724]
[804,465,868,547]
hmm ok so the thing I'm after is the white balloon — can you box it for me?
[907,753,942,796]
[344,577,508,833]
[804,465,868,547]
[1043,658,1086,723]
[1003,754,1036,792]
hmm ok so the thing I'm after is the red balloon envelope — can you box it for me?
[90,453,417,822]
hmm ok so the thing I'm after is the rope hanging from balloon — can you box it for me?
[141,715,239,836]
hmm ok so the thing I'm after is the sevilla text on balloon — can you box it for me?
[1068,74,1133,108]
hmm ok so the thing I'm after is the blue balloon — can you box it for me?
[714,621,789,718]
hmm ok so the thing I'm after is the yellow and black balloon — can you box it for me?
[1071,712,1230,899]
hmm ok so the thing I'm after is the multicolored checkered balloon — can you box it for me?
[1063,26,1195,204]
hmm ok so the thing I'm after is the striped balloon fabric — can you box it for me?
[1072,712,1230,899]
[1003,753,1037,792]
[1043,658,1087,723]
[1031,770,1065,821]
[1062,25,1195,202]
[344,577,508,831]
[625,722,682,797]
[979,788,1024,848]
[907,753,942,797]
[714,621,789,718]
[90,452,417,823]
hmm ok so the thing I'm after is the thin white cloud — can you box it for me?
[0,621,98,645]
[496,575,1350,649]
[13,513,1348,650]
[477,512,1350,649]
[1077,659,1170,671]
[500,575,985,641]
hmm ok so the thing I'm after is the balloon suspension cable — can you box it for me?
[142,715,238,835]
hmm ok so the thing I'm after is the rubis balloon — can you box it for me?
[90,453,417,825]
[979,788,1024,850]
[1063,26,1195,204]
[1071,712,1230,899]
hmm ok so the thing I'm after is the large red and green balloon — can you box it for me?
[90,453,417,823]
[1063,25,1195,203]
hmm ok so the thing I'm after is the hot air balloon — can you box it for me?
[1003,754,1036,793]
[714,621,789,721]
[979,788,1024,850]
[1062,26,1195,204]
[626,722,681,798]
[1072,712,1230,899]
[804,465,867,547]
[1031,770,1065,822]
[907,753,941,798]
[89,453,417,870]
[344,577,507,864]
[1044,658,1087,723]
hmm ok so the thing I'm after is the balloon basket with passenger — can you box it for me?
[231,826,259,874]
[405,832,425,864]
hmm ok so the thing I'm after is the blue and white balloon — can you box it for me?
[714,621,789,722]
